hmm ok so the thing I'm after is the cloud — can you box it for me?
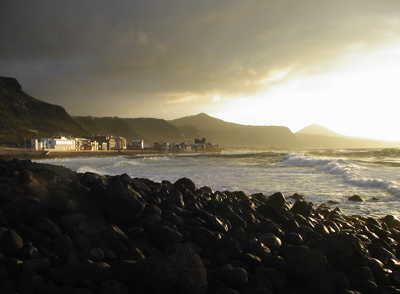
[1,0,400,118]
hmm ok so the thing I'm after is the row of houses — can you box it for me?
[31,135,128,151]
[31,135,219,152]
[153,138,219,152]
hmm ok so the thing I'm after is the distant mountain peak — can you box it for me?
[296,123,343,137]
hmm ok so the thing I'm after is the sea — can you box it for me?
[34,148,400,219]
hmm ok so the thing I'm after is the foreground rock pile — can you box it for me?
[1,159,400,293]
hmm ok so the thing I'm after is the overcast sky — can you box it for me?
[2,1,400,141]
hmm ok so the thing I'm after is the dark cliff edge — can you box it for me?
[0,76,89,144]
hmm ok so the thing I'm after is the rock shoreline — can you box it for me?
[1,159,400,293]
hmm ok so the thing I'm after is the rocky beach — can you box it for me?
[1,158,400,294]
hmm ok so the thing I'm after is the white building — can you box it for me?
[32,136,77,151]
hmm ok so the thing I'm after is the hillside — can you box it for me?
[295,125,400,149]
[170,113,300,148]
[2,77,399,149]
[0,76,89,144]
[73,116,203,143]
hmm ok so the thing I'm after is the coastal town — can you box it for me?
[30,135,221,153]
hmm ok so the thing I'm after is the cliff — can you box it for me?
[72,116,203,143]
[170,113,300,148]
[0,76,89,144]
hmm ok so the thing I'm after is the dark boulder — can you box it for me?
[217,264,248,289]
[99,279,129,294]
[114,244,207,294]
[149,224,184,250]
[33,217,62,237]
[291,200,314,217]
[99,180,145,224]
[174,177,196,192]
[283,245,337,294]
[348,195,365,202]
[268,192,286,207]
[0,230,24,257]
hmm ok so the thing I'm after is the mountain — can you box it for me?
[295,124,400,149]
[73,116,203,143]
[170,113,300,148]
[0,76,90,144]
[296,123,343,137]
[2,76,399,149]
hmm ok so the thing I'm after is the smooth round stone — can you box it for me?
[217,264,248,289]
[0,230,23,257]
[284,232,303,245]
[259,233,282,251]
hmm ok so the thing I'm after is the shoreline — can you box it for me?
[0,146,223,161]
[0,158,399,293]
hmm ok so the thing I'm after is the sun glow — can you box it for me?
[213,45,400,142]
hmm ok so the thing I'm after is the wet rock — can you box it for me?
[259,233,282,251]
[164,189,185,208]
[4,258,23,275]
[0,229,23,257]
[99,279,129,294]
[53,234,77,260]
[316,234,366,274]
[349,266,378,294]
[44,190,79,212]
[291,200,314,217]
[78,247,105,262]
[268,192,286,207]
[217,264,248,289]
[4,159,400,294]
[99,180,145,224]
[77,260,112,285]
[215,236,243,260]
[283,232,304,245]
[18,269,46,294]
[174,177,196,192]
[368,245,397,266]
[256,204,288,223]
[114,244,207,294]
[194,209,228,233]
[382,215,400,229]
[33,217,62,237]
[283,245,337,294]
[22,258,50,272]
[59,213,89,229]
[348,195,365,202]
[290,193,306,201]
[101,225,129,244]
[149,224,184,250]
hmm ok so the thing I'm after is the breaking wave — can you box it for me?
[279,153,400,197]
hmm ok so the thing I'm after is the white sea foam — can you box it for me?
[34,150,400,217]
[279,154,333,166]
[280,153,400,198]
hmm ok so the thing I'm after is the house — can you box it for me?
[115,136,127,150]
[89,135,126,150]
[131,140,144,150]
[32,135,76,151]
[75,138,99,151]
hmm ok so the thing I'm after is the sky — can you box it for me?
[1,1,400,141]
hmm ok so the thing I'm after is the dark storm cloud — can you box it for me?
[1,0,400,117]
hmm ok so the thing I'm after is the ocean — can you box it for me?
[35,148,400,218]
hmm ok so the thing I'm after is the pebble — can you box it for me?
[0,158,400,293]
